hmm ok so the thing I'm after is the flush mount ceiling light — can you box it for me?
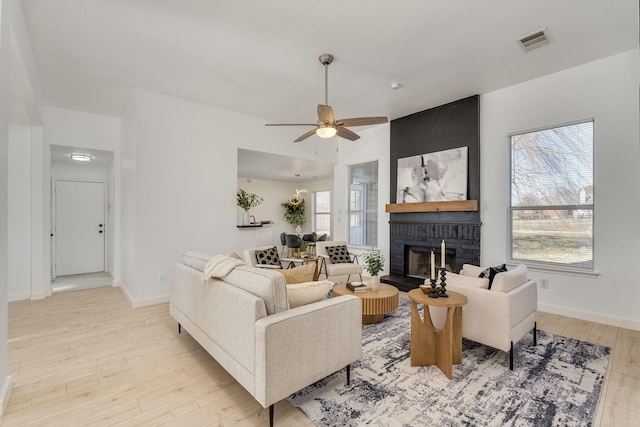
[70,153,93,161]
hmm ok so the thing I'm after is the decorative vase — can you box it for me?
[243,210,250,225]
[295,225,302,233]
[370,275,380,291]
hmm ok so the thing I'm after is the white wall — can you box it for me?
[7,124,31,301]
[481,49,640,329]
[119,89,338,306]
[0,1,10,414]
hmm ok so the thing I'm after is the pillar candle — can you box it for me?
[430,251,435,280]
[441,240,445,268]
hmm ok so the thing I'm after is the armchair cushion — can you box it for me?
[279,263,316,284]
[254,246,281,266]
[460,264,488,278]
[491,264,528,293]
[286,280,333,308]
[325,245,351,264]
[480,264,508,289]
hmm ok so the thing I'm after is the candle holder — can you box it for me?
[428,278,439,298]
[439,268,448,298]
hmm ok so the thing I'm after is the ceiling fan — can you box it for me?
[265,53,389,142]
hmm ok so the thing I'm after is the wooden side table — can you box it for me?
[332,283,399,324]
[407,289,467,379]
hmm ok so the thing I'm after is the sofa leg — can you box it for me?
[346,364,351,385]
[178,323,181,334]
[533,322,537,346]
[509,341,514,370]
[269,404,274,427]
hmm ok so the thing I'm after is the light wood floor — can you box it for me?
[1,287,638,426]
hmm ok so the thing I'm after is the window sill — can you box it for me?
[507,260,600,278]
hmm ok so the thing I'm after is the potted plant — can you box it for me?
[363,248,385,291]
[237,188,263,225]
[282,199,305,233]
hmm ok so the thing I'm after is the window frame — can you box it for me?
[507,119,595,272]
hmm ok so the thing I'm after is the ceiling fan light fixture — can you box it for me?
[316,125,337,139]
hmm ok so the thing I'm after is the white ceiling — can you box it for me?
[18,0,639,179]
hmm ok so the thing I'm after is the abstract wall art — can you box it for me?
[396,147,468,203]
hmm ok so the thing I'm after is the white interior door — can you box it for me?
[55,180,105,276]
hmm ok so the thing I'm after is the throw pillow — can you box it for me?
[480,264,508,290]
[325,245,352,264]
[254,246,281,266]
[287,280,333,308]
[279,263,316,284]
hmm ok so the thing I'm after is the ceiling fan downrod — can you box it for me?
[319,54,333,108]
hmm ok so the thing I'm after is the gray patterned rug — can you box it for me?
[289,298,610,426]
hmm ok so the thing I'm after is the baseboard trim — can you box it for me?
[539,302,640,331]
[1,375,12,416]
[30,292,46,300]
[8,293,30,302]
[118,285,169,308]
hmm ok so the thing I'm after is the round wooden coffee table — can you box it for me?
[332,283,399,324]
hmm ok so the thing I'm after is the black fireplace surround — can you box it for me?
[381,95,481,292]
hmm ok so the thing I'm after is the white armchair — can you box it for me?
[316,240,363,283]
[445,264,537,370]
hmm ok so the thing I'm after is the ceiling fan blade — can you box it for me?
[336,126,360,141]
[317,104,334,124]
[265,123,317,127]
[337,116,389,127]
[294,128,319,143]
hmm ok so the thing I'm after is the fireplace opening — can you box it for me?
[405,245,456,280]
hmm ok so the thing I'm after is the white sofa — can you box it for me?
[444,263,538,370]
[170,252,362,426]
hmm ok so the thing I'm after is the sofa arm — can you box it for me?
[253,295,362,408]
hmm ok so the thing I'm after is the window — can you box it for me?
[509,120,594,269]
[348,161,378,246]
[312,190,331,238]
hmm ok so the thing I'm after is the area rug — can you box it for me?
[289,298,610,426]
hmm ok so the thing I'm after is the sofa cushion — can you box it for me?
[286,280,333,308]
[491,264,528,293]
[223,265,289,314]
[444,272,490,289]
[279,263,316,284]
[254,246,281,266]
[325,245,351,264]
[183,251,214,272]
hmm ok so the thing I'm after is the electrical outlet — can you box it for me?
[540,279,548,289]
[157,273,166,283]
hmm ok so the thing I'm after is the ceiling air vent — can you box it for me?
[517,28,551,52]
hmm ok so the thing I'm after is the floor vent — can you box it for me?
[517,28,551,52]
